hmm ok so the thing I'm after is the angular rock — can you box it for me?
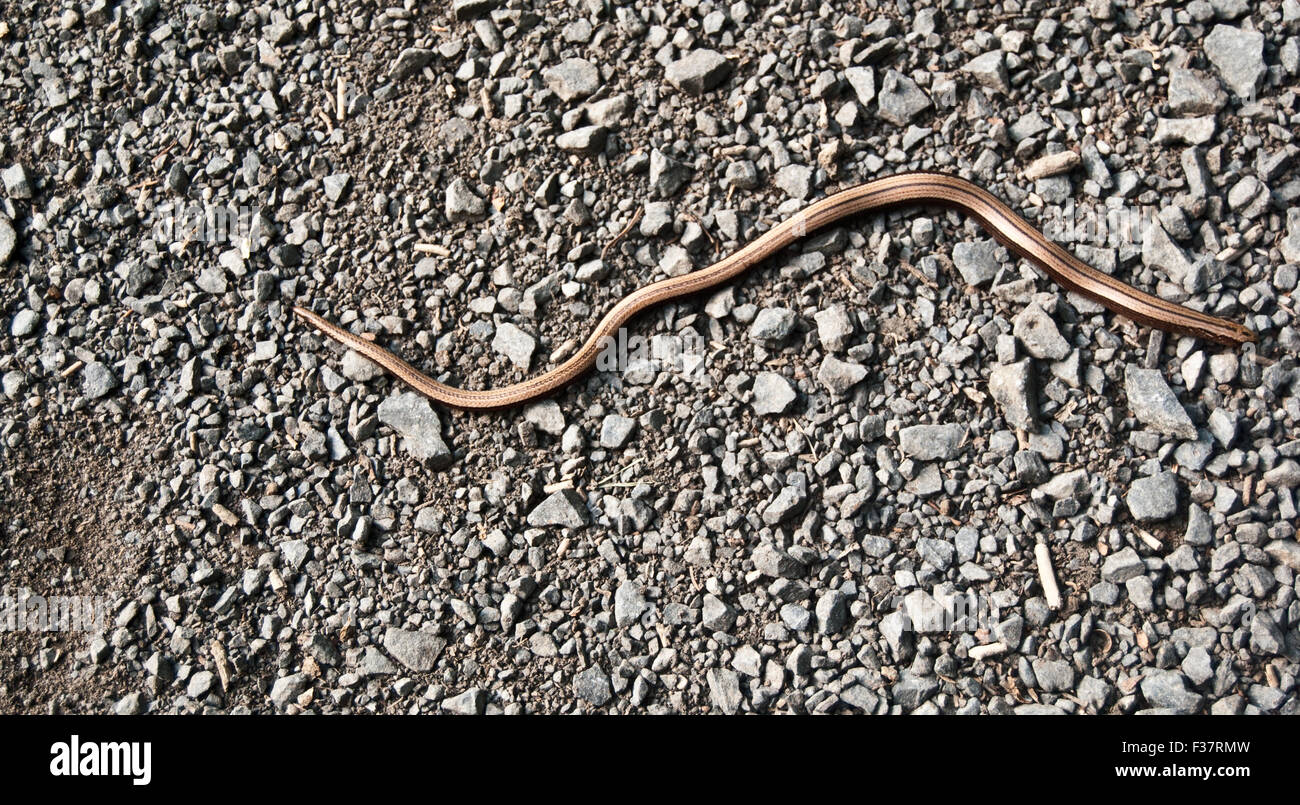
[574,665,612,706]
[706,668,743,714]
[952,239,1000,286]
[988,359,1037,430]
[898,424,965,461]
[1124,365,1197,440]
[665,49,733,95]
[1204,24,1265,98]
[383,628,447,672]
[492,322,536,370]
[377,392,453,467]
[876,70,931,125]
[1101,546,1145,583]
[1126,471,1180,522]
[389,47,434,79]
[445,178,486,222]
[844,66,875,105]
[751,372,796,416]
[526,489,589,528]
[1013,303,1070,360]
[962,51,1010,93]
[817,356,868,395]
[544,58,600,101]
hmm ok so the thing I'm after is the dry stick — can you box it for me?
[1035,541,1062,610]
[414,243,451,256]
[899,260,938,289]
[601,207,643,260]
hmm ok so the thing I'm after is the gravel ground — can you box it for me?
[1,0,1298,715]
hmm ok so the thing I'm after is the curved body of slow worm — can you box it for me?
[293,172,1255,410]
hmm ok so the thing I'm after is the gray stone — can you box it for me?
[816,590,849,634]
[1142,220,1195,281]
[702,594,736,632]
[574,665,612,706]
[269,673,310,708]
[445,177,486,222]
[774,164,814,200]
[817,356,868,395]
[556,125,607,155]
[599,414,636,448]
[1168,68,1226,114]
[383,627,447,672]
[187,670,215,698]
[414,508,442,533]
[544,58,600,101]
[665,49,733,95]
[442,687,486,715]
[840,684,879,713]
[952,239,1000,286]
[892,673,939,710]
[876,69,931,125]
[749,307,797,342]
[2,164,32,199]
[526,489,589,528]
[196,266,228,294]
[752,543,805,578]
[962,51,1010,93]
[898,424,965,461]
[1281,209,1300,264]
[1032,659,1075,692]
[323,173,351,203]
[1077,676,1113,710]
[1127,472,1180,522]
[492,322,536,370]
[377,392,453,466]
[0,217,15,263]
[1013,303,1070,360]
[844,66,875,104]
[706,668,743,714]
[1153,117,1218,146]
[762,484,807,525]
[1184,505,1214,546]
[360,647,398,676]
[389,47,434,79]
[1264,540,1300,571]
[751,372,796,416]
[1140,671,1203,713]
[10,309,38,337]
[1263,460,1300,489]
[988,360,1037,430]
[341,350,382,382]
[1182,647,1214,686]
[1124,365,1197,439]
[1101,547,1145,583]
[813,306,854,351]
[524,400,565,435]
[82,361,118,399]
[649,150,692,197]
[614,581,648,628]
[452,0,501,20]
[1249,613,1285,655]
[1204,24,1266,98]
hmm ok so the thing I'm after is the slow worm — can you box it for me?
[293,172,1254,410]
